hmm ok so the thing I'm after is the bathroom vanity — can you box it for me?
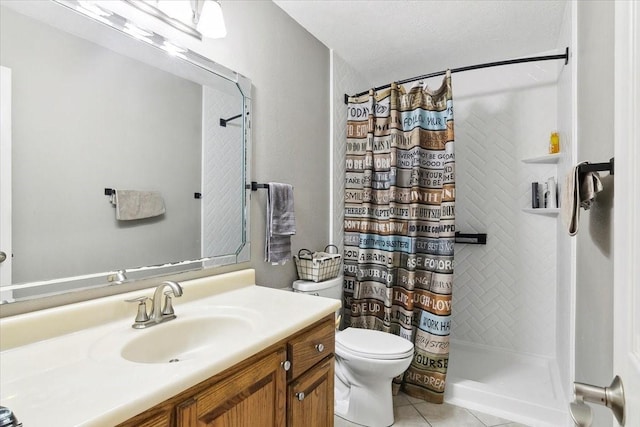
[0,270,340,426]
[118,315,335,427]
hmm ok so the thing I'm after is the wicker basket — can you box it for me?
[294,245,341,282]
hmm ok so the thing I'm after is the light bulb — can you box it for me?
[197,0,226,39]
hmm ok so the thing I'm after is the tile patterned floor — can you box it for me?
[334,392,530,427]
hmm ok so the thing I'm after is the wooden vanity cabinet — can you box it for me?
[287,356,334,427]
[176,348,287,427]
[286,317,335,427]
[116,315,335,427]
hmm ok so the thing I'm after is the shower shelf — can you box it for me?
[522,208,560,216]
[521,153,562,164]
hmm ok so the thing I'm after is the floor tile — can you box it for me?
[404,393,427,405]
[334,415,361,427]
[393,404,432,426]
[468,409,514,426]
[413,402,484,427]
[393,392,413,407]
[335,393,522,427]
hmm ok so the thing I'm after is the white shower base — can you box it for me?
[444,340,570,427]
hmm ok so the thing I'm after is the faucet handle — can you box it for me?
[125,296,150,323]
[162,291,176,316]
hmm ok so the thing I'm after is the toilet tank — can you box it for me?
[292,276,343,299]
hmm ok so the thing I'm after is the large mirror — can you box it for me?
[0,0,251,303]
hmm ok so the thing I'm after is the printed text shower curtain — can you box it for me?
[343,73,455,403]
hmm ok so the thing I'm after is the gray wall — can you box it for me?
[575,1,615,425]
[185,1,331,288]
[1,7,202,284]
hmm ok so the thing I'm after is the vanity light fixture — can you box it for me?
[126,0,226,40]
[123,22,154,43]
[75,0,112,24]
[161,41,187,58]
[54,0,227,72]
[150,0,194,26]
[194,0,226,39]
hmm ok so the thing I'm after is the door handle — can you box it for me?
[0,251,6,263]
[570,375,625,426]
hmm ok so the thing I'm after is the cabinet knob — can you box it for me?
[296,392,305,401]
[315,343,325,353]
[281,360,291,371]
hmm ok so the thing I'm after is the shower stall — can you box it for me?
[442,5,575,425]
[331,3,576,426]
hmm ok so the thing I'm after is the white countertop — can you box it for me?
[0,270,340,426]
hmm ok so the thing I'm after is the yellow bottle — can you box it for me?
[549,132,560,154]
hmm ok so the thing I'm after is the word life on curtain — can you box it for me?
[343,72,455,404]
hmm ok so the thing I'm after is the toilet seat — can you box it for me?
[336,328,414,360]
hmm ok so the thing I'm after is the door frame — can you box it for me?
[0,66,12,294]
[613,0,639,426]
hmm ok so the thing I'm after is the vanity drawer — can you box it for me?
[287,316,335,380]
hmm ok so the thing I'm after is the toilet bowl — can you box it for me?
[292,277,415,427]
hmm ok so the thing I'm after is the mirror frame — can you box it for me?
[0,0,252,313]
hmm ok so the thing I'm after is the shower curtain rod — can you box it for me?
[344,47,569,103]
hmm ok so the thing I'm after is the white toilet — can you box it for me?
[293,277,414,427]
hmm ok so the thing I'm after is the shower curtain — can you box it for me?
[343,73,455,404]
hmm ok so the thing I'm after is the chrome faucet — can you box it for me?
[126,281,183,329]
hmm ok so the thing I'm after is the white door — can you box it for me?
[0,66,12,291]
[613,1,639,425]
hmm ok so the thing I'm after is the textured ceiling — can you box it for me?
[273,0,568,88]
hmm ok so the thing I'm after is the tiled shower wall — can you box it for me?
[332,56,561,359]
[452,63,560,358]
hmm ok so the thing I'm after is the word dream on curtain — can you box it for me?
[343,72,455,404]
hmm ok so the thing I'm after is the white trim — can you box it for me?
[329,49,336,246]
[614,0,640,425]
[568,0,578,394]
[0,66,12,296]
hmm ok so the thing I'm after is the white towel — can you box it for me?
[111,189,166,221]
[265,183,295,265]
[561,163,603,236]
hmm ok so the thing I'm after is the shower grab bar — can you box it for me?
[454,232,487,245]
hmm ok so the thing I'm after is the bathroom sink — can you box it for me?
[120,314,255,364]
[89,306,264,365]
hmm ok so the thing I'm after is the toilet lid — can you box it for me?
[335,328,414,360]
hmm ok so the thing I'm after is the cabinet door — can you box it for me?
[117,409,172,427]
[177,348,287,427]
[287,356,334,427]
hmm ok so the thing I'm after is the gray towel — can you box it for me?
[111,189,166,221]
[561,163,603,236]
[265,183,296,264]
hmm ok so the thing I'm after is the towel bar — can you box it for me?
[220,112,248,127]
[246,182,268,191]
[577,158,614,176]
